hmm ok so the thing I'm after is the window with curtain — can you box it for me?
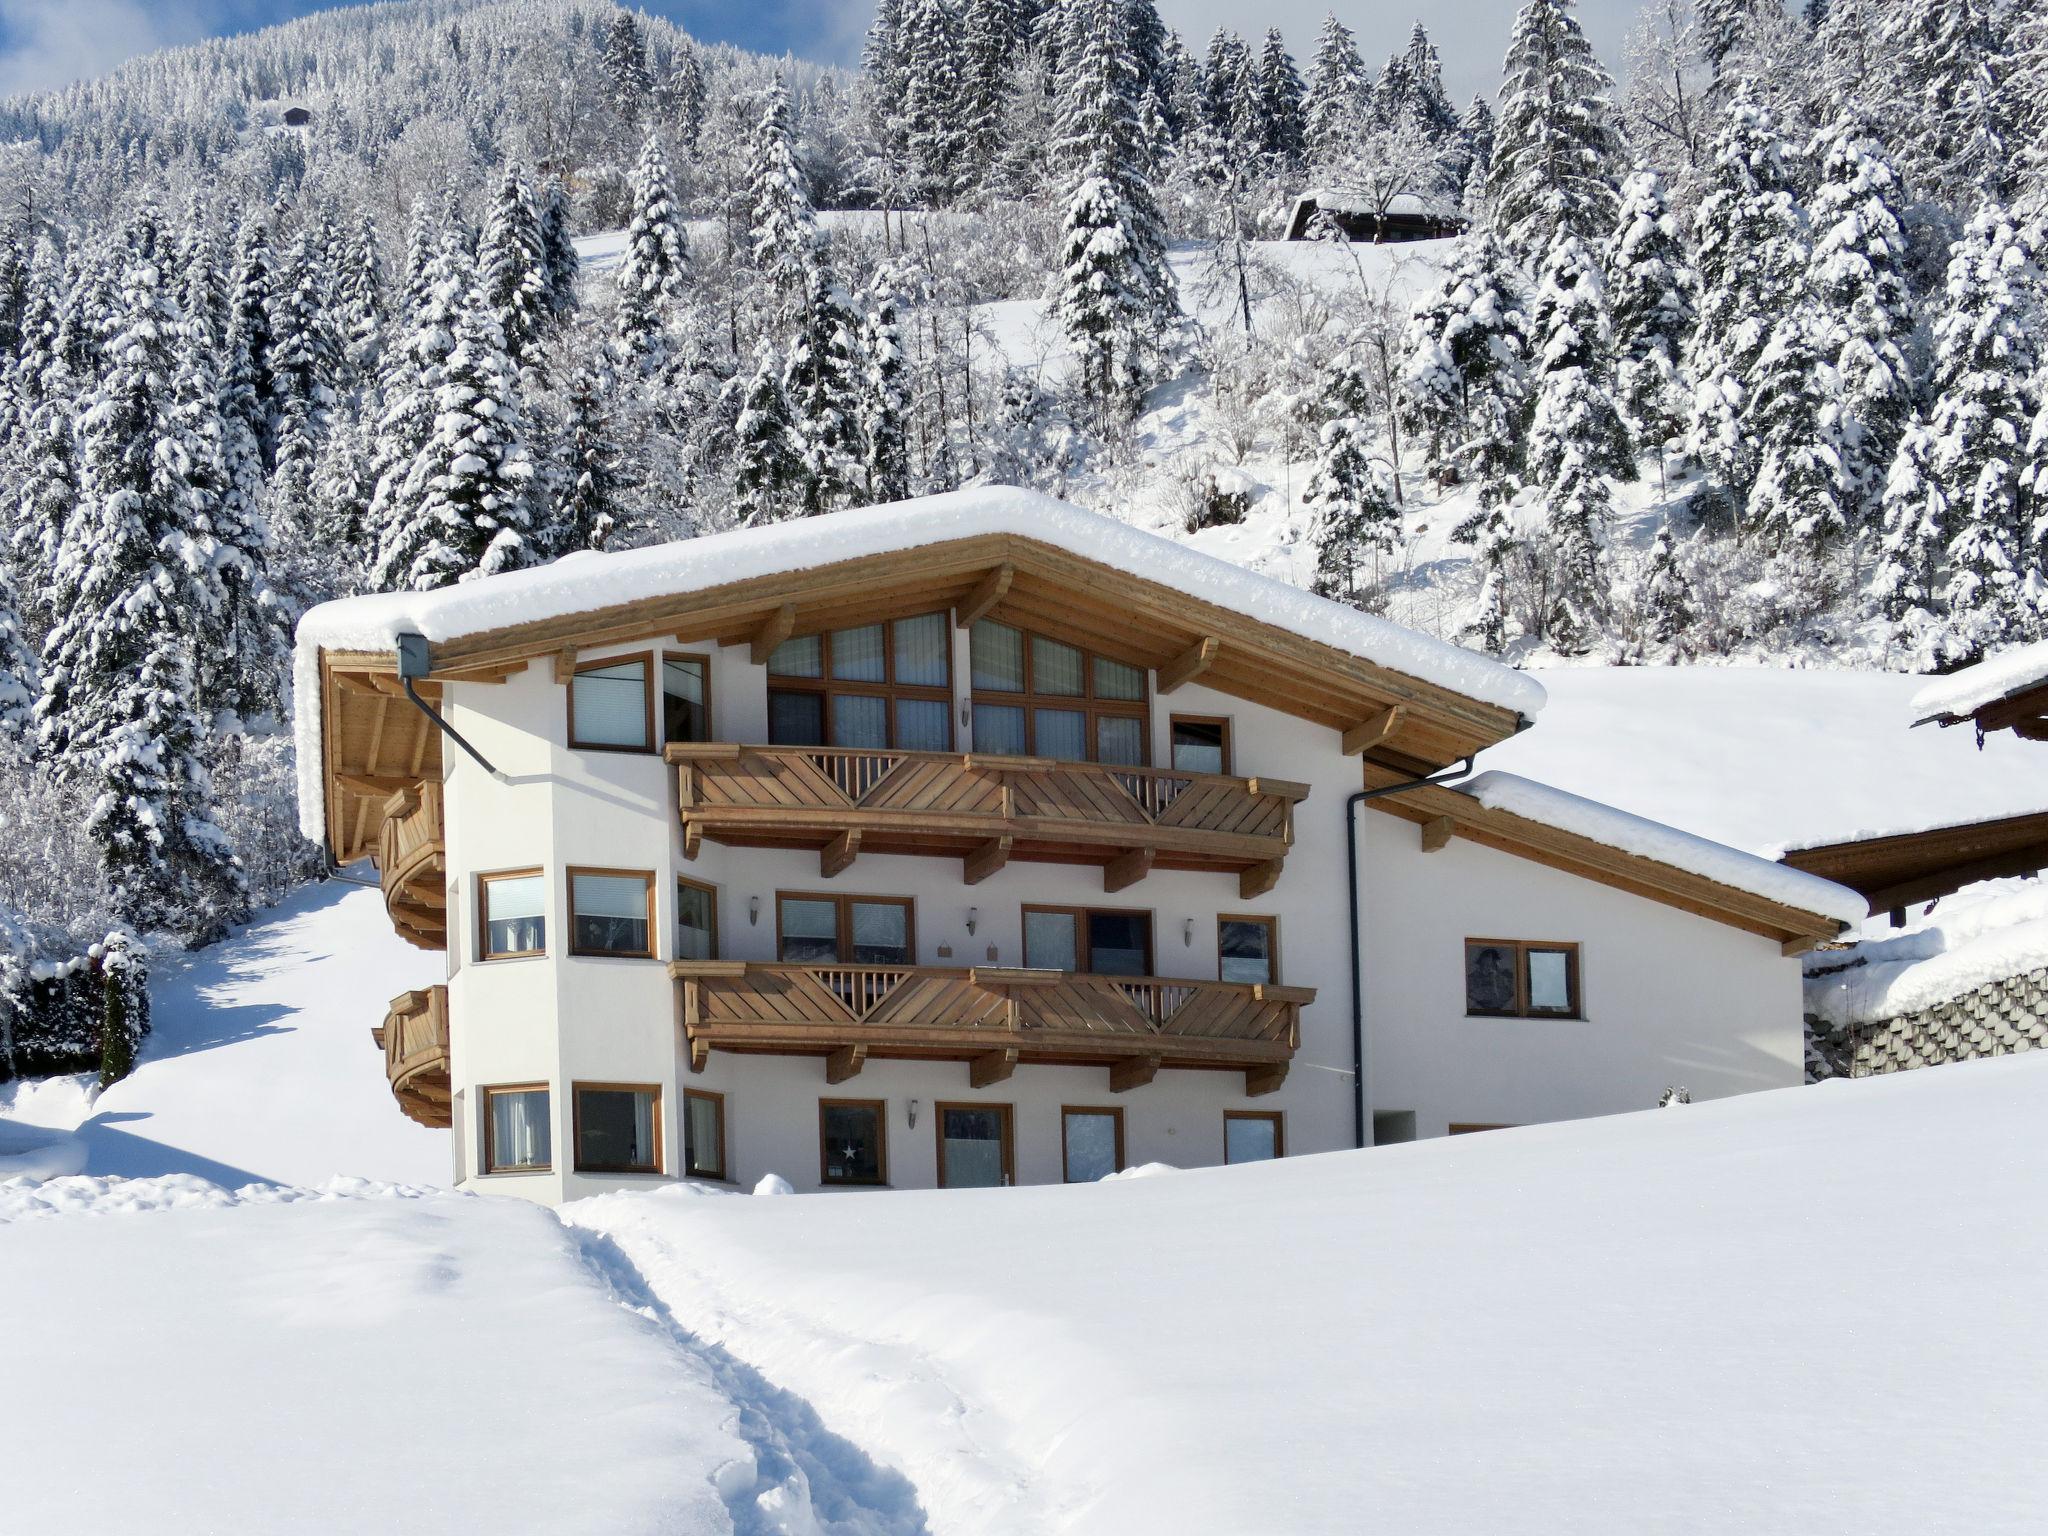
[1062,1107,1124,1182]
[1224,1112,1282,1164]
[684,1090,726,1179]
[777,894,914,965]
[663,656,710,743]
[1219,916,1277,984]
[820,1100,886,1185]
[968,620,1149,763]
[676,879,718,961]
[569,869,653,957]
[571,655,652,750]
[484,1086,550,1172]
[1464,939,1581,1019]
[479,871,546,959]
[767,613,953,752]
[1022,907,1152,975]
[574,1084,660,1173]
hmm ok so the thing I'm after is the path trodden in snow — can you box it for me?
[0,1174,929,1536]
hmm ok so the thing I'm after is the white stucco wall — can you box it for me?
[426,624,1806,1204]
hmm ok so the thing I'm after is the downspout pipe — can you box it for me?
[1345,716,1531,1150]
[396,632,502,779]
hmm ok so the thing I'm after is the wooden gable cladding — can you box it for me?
[1363,763,1845,951]
[320,651,444,864]
[397,532,1527,771]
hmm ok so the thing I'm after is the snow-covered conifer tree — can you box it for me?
[1400,232,1529,516]
[1307,338,1400,605]
[749,78,823,323]
[538,179,581,320]
[479,165,550,382]
[602,8,654,123]
[556,360,625,554]
[331,212,385,397]
[223,212,282,473]
[729,341,802,524]
[1486,0,1621,262]
[1875,0,2012,212]
[782,271,865,515]
[1745,306,1848,551]
[270,220,341,485]
[612,133,688,376]
[1604,169,1694,448]
[900,0,969,203]
[1305,14,1370,175]
[1641,524,1698,653]
[856,271,910,504]
[1256,29,1307,172]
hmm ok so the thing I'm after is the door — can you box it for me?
[936,1103,1013,1188]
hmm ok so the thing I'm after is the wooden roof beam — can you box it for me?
[1342,704,1408,756]
[1109,1055,1161,1093]
[1156,635,1220,694]
[1245,1062,1288,1097]
[1105,847,1155,893]
[956,563,1014,629]
[550,647,579,684]
[964,835,1013,886]
[821,829,861,879]
[826,1043,868,1084]
[1419,816,1456,853]
[749,602,798,665]
[1239,857,1284,900]
[970,1047,1020,1088]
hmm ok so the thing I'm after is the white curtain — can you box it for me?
[1034,708,1086,762]
[970,621,1025,691]
[484,874,545,956]
[1097,716,1144,766]
[491,1089,550,1170]
[1093,656,1145,701]
[1031,635,1084,696]
[892,613,949,687]
[1064,1113,1118,1182]
[573,873,648,953]
[573,661,648,748]
[895,698,950,752]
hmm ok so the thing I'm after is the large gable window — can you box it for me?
[969,620,1148,764]
[767,614,952,752]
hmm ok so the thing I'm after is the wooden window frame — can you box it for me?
[476,866,547,961]
[571,1081,664,1175]
[767,614,954,751]
[968,619,1151,765]
[1060,1105,1126,1183]
[1021,904,1155,976]
[1464,938,1583,1020]
[480,1082,552,1174]
[568,649,658,754]
[566,866,658,959]
[1224,1108,1285,1163]
[818,1097,889,1187]
[1169,714,1233,775]
[661,652,715,746]
[775,891,917,965]
[934,1101,1016,1188]
[675,875,720,962]
[683,1088,729,1181]
[1217,914,1280,984]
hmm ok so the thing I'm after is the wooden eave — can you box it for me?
[1365,763,1847,951]
[1917,679,2048,741]
[318,649,444,864]
[1781,810,2048,919]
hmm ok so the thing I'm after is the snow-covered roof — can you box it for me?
[1806,884,2048,1028]
[1457,771,1868,928]
[1911,640,2048,723]
[1298,191,1455,220]
[295,488,1548,842]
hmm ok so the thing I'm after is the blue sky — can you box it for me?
[0,0,1643,109]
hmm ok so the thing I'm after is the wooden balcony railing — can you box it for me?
[373,985,451,1127]
[377,780,445,951]
[668,744,1308,896]
[671,960,1310,1096]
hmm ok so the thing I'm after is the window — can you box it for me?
[478,869,546,959]
[1170,716,1231,775]
[663,655,711,744]
[1218,916,1278,984]
[767,613,953,752]
[676,878,718,961]
[570,652,654,751]
[969,620,1149,764]
[1464,939,1582,1019]
[777,893,914,964]
[936,1102,1013,1188]
[1061,1106,1125,1182]
[684,1089,727,1180]
[819,1099,887,1185]
[568,868,655,958]
[482,1084,551,1173]
[1022,906,1152,976]
[573,1083,662,1174]
[1224,1110,1283,1164]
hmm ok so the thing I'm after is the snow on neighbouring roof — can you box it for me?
[1911,639,2048,722]
[1299,190,1454,219]
[293,487,1548,842]
[1806,884,2048,1028]
[1457,770,1867,927]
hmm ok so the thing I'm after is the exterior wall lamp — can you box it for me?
[1183,917,1195,947]
[907,1098,920,1128]
[748,896,760,926]
[966,907,979,936]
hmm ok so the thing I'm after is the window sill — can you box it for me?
[573,1167,667,1178]
[567,951,661,962]
[570,743,660,755]
[1463,1012,1587,1023]
[479,1166,552,1177]
[478,952,548,964]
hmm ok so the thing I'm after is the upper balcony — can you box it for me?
[374,985,451,1127]
[377,781,446,951]
[667,744,1309,896]
[671,960,1309,1096]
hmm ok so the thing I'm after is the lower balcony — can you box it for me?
[669,744,1307,896]
[377,781,446,950]
[671,961,1309,1096]
[374,985,451,1127]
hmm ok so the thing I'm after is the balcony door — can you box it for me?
[1022,906,1153,976]
[936,1102,1013,1188]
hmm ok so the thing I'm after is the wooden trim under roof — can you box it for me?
[1782,811,2048,924]
[1917,679,2048,741]
[320,650,444,866]
[1364,763,1847,952]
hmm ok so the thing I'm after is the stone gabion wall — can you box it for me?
[1807,965,2048,1080]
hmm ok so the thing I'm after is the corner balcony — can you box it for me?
[668,744,1309,896]
[377,781,446,951]
[374,985,451,1127]
[670,960,1310,1096]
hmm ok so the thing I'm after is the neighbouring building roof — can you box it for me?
[1780,809,2048,921]
[1912,641,2048,735]
[1805,885,2048,1030]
